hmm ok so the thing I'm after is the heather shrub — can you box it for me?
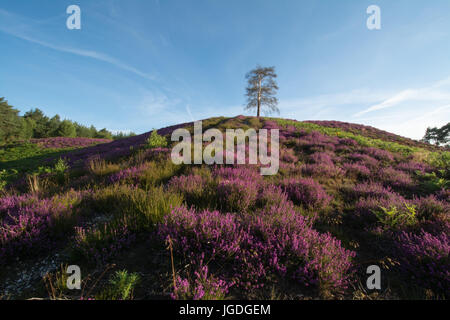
[378,167,414,189]
[171,264,232,300]
[346,153,379,168]
[342,163,370,180]
[246,211,355,294]
[301,163,342,178]
[344,182,395,201]
[217,178,259,213]
[308,152,334,166]
[109,165,145,184]
[0,191,84,263]
[280,148,298,163]
[412,195,449,221]
[159,206,355,295]
[352,193,408,226]
[256,184,291,211]
[338,138,358,147]
[362,147,394,162]
[213,166,262,183]
[280,178,332,209]
[393,231,449,296]
[396,161,431,174]
[168,174,216,209]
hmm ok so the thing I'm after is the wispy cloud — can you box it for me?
[0,8,155,81]
[354,77,450,117]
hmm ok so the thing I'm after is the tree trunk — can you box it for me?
[257,77,261,118]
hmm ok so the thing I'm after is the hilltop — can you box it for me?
[0,116,448,300]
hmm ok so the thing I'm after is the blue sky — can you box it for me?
[1,0,449,139]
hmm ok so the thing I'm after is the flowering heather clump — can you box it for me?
[29,137,111,149]
[280,148,298,163]
[412,195,450,221]
[436,189,450,202]
[217,178,259,213]
[159,206,355,294]
[338,138,359,147]
[396,161,432,174]
[346,153,379,168]
[0,191,84,263]
[393,231,449,296]
[280,178,332,209]
[362,147,394,162]
[353,194,408,226]
[256,184,292,211]
[378,167,414,189]
[171,263,232,300]
[109,165,145,184]
[342,163,370,179]
[295,131,337,153]
[213,166,262,183]
[168,174,212,206]
[301,163,342,178]
[345,182,395,200]
[308,152,335,166]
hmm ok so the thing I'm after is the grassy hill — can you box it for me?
[0,116,448,300]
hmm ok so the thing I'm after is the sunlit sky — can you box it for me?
[1,0,449,139]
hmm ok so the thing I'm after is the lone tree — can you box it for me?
[245,65,279,118]
[422,123,449,146]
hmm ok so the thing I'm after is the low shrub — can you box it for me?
[280,178,332,209]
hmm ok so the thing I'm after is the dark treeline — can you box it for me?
[0,97,135,143]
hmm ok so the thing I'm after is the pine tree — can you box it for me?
[244,65,279,118]
[0,97,22,142]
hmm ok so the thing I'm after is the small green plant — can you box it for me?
[54,158,69,175]
[96,270,140,300]
[373,203,417,228]
[417,170,450,192]
[43,264,72,300]
[0,169,8,191]
[146,129,167,149]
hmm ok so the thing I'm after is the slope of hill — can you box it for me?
[0,116,448,300]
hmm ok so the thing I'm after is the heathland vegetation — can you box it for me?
[0,116,448,300]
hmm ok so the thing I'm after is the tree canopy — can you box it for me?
[0,97,135,144]
[422,123,449,146]
[244,65,279,118]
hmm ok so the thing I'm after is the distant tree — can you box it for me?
[56,120,77,137]
[422,123,449,146]
[1,97,116,141]
[113,131,136,140]
[47,115,61,137]
[244,65,279,118]
[23,108,50,138]
[89,125,98,138]
[74,122,93,138]
[20,117,36,140]
[96,128,113,140]
[0,97,22,142]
